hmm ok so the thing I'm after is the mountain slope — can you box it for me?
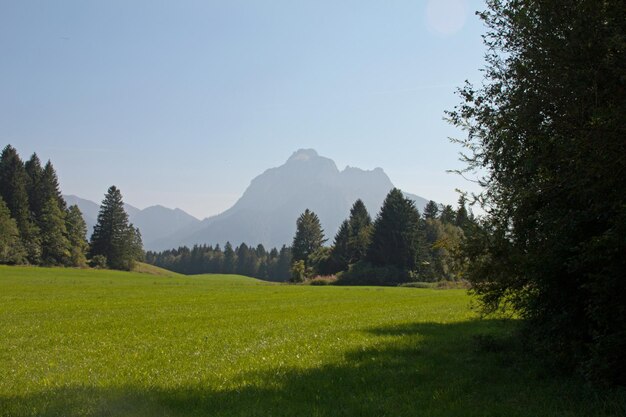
[151,149,429,250]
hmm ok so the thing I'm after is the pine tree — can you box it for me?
[0,195,25,264]
[223,241,236,274]
[367,188,422,272]
[24,153,45,217]
[65,204,88,267]
[292,209,326,268]
[347,199,372,263]
[89,186,142,270]
[0,145,41,264]
[41,160,67,211]
[329,220,350,272]
[438,205,456,224]
[423,200,439,219]
[39,197,71,265]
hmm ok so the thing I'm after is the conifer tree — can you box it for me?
[65,204,88,267]
[292,209,325,268]
[347,199,372,263]
[367,188,422,271]
[330,219,350,272]
[0,195,25,264]
[24,153,45,217]
[223,241,236,273]
[41,160,67,211]
[89,186,142,270]
[423,200,439,219]
[39,197,71,265]
[0,145,41,264]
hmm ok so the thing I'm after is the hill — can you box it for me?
[1,265,623,417]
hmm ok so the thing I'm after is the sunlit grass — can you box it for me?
[1,265,624,416]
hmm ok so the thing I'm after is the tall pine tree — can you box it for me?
[0,195,25,264]
[0,145,41,264]
[347,199,372,263]
[292,209,325,268]
[89,186,143,270]
[367,188,422,272]
[65,204,89,267]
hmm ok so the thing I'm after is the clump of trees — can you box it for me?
[145,243,292,281]
[447,0,625,384]
[0,145,88,266]
[0,145,143,271]
[291,191,474,284]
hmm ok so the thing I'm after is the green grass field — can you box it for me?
[1,266,624,417]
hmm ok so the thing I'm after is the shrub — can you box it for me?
[89,254,107,269]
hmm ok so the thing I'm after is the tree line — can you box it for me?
[290,189,475,284]
[0,145,143,270]
[145,243,292,281]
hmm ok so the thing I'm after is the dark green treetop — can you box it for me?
[367,188,422,271]
[347,199,372,263]
[292,209,326,267]
[90,186,143,270]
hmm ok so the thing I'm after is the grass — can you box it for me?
[0,265,624,417]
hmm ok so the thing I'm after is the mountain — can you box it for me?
[63,195,200,250]
[150,149,429,250]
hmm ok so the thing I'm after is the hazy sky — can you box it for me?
[1,0,487,219]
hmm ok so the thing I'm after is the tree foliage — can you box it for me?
[146,242,292,281]
[448,0,626,384]
[0,195,24,264]
[367,188,422,272]
[291,209,326,269]
[89,186,143,270]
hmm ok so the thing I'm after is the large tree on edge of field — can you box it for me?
[89,186,143,271]
[0,195,25,264]
[366,188,422,273]
[447,0,626,384]
[291,209,326,269]
[0,145,41,264]
[347,199,372,264]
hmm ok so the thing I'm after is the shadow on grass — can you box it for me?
[2,320,625,417]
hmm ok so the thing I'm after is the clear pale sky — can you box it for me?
[1,0,487,219]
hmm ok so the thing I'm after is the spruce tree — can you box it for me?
[329,219,350,272]
[24,153,45,217]
[367,188,422,272]
[39,197,71,265]
[0,195,25,264]
[223,241,236,273]
[41,160,67,211]
[423,200,439,219]
[89,186,142,270]
[292,209,325,268]
[65,204,88,267]
[0,145,41,264]
[347,199,372,263]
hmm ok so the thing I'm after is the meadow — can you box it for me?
[1,265,624,417]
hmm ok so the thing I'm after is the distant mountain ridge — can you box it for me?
[67,149,430,251]
[150,149,429,250]
[63,195,200,250]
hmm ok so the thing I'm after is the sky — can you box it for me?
[1,0,488,219]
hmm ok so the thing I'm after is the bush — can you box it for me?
[89,255,107,269]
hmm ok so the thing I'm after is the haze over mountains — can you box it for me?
[67,149,428,251]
